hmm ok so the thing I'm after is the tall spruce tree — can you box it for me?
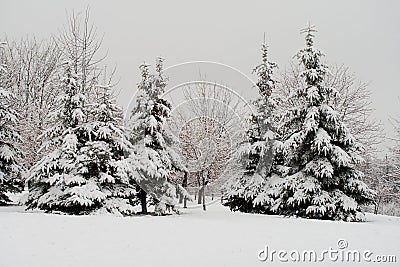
[78,84,137,215]
[0,42,23,205]
[26,63,135,215]
[263,25,375,221]
[224,39,278,212]
[128,57,188,215]
[26,63,93,213]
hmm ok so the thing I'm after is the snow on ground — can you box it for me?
[0,202,399,267]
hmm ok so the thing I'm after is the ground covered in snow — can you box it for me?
[1,203,399,267]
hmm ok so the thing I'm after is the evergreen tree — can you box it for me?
[261,25,375,221]
[26,63,135,215]
[128,57,188,215]
[224,39,278,213]
[26,63,91,213]
[0,42,23,205]
[78,84,137,215]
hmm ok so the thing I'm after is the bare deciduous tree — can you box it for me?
[168,81,249,210]
[363,154,399,215]
[58,8,106,100]
[1,9,113,173]
[1,37,62,168]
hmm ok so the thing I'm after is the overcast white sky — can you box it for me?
[2,0,399,152]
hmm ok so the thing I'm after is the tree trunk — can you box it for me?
[374,197,381,215]
[139,188,147,214]
[202,187,206,211]
[202,175,206,211]
[183,172,188,208]
[197,188,203,204]
[179,172,188,204]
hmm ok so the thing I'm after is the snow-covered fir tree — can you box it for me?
[128,57,188,215]
[26,63,135,215]
[77,83,137,215]
[0,42,23,205]
[224,39,278,213]
[258,25,375,221]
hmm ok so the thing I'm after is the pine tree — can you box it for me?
[224,39,278,213]
[77,83,137,215]
[0,42,23,205]
[263,25,375,221]
[128,57,188,215]
[26,63,135,215]
[26,63,89,213]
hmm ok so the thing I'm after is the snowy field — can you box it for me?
[1,202,399,267]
